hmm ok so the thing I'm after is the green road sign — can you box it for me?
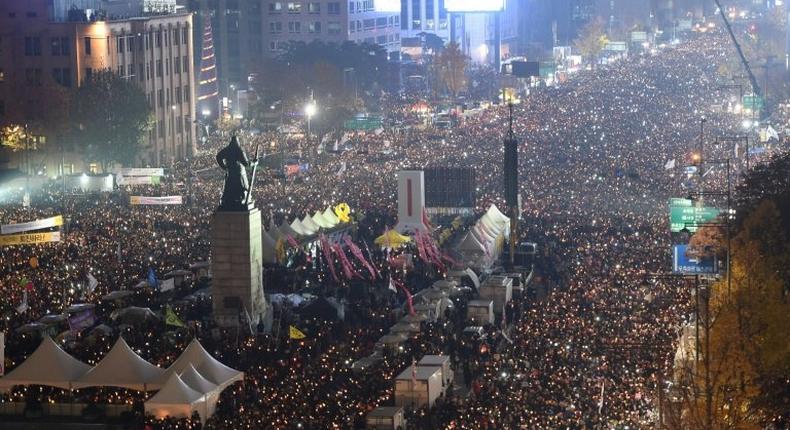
[344,117,382,131]
[670,203,720,232]
[742,95,764,111]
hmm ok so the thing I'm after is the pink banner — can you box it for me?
[333,243,360,280]
[344,236,378,280]
[319,234,339,283]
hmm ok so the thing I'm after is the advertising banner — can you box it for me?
[116,168,164,176]
[673,244,718,275]
[0,231,62,246]
[1,215,63,235]
[117,175,161,186]
[130,196,183,205]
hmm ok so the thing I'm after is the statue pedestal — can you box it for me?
[211,208,266,328]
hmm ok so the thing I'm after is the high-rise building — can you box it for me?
[400,0,451,40]
[262,1,401,56]
[0,0,197,170]
[183,0,401,101]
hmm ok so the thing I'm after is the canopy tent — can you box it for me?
[312,211,336,229]
[262,229,277,264]
[478,214,504,234]
[322,207,340,225]
[74,337,165,391]
[180,364,220,419]
[145,373,207,422]
[266,225,283,241]
[154,339,243,390]
[456,232,486,254]
[102,290,134,301]
[301,215,322,233]
[110,306,159,325]
[179,364,218,394]
[289,218,310,236]
[278,220,300,240]
[486,204,510,225]
[374,229,411,249]
[0,337,91,390]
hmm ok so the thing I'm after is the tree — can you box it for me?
[575,18,609,68]
[72,70,152,170]
[680,194,790,429]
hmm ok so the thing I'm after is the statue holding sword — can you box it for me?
[216,135,260,211]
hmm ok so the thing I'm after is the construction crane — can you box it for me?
[713,0,763,103]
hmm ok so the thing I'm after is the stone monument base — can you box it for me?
[211,208,266,328]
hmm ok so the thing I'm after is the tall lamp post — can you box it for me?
[304,98,317,156]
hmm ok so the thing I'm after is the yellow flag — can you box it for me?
[165,305,186,328]
[289,325,306,339]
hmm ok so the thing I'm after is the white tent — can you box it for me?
[486,204,510,224]
[478,214,504,234]
[154,339,243,390]
[289,218,309,236]
[179,364,218,394]
[0,337,91,390]
[301,215,321,233]
[180,364,219,419]
[312,211,335,229]
[145,373,206,421]
[74,337,165,391]
[457,232,486,254]
[278,220,300,240]
[267,225,283,241]
[322,207,340,225]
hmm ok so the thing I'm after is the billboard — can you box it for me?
[673,245,718,275]
[374,0,400,12]
[424,167,476,208]
[444,0,505,12]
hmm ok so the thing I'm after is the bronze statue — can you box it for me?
[216,135,257,211]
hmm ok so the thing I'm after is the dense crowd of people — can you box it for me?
[0,29,787,429]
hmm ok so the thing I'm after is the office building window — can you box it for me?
[308,22,321,33]
[426,0,433,19]
[128,64,134,77]
[270,22,283,33]
[84,37,91,55]
[327,22,341,34]
[158,89,164,107]
[183,56,189,74]
[51,37,69,56]
[182,28,188,44]
[287,2,301,12]
[25,37,42,56]
[176,86,182,103]
[328,2,340,14]
[349,2,354,13]
[269,2,283,12]
[174,57,181,74]
[117,37,125,53]
[155,31,162,47]
[308,2,320,12]
[184,85,190,102]
[52,68,72,87]
[376,17,387,28]
[288,21,301,33]
[139,63,144,81]
[174,29,180,45]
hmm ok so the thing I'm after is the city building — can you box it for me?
[183,0,401,103]
[400,0,451,41]
[0,0,197,171]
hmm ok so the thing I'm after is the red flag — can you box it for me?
[319,234,339,283]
